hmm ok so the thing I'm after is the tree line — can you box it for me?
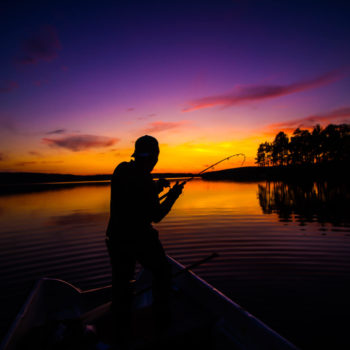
[256,123,350,167]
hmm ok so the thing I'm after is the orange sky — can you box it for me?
[1,2,350,174]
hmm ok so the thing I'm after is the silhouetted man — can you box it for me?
[106,135,183,343]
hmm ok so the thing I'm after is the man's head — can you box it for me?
[132,135,159,172]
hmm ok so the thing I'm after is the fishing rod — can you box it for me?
[135,252,219,296]
[159,153,246,200]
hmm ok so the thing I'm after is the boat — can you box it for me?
[0,255,299,350]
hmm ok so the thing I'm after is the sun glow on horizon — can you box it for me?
[1,2,350,175]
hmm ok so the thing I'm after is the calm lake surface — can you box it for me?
[1,179,350,349]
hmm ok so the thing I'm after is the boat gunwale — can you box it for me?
[1,256,299,350]
[167,255,299,350]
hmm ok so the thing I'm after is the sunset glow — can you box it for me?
[1,1,350,174]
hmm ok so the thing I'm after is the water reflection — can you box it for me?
[47,212,108,227]
[1,180,350,349]
[258,181,350,228]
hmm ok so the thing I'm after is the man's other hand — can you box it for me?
[168,181,185,200]
[156,178,170,193]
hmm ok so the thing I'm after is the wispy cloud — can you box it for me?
[137,113,157,121]
[183,69,344,112]
[16,26,61,65]
[269,107,350,131]
[15,161,37,166]
[46,129,67,135]
[0,117,18,133]
[127,108,135,112]
[28,151,42,156]
[0,81,18,93]
[262,107,350,137]
[40,160,64,164]
[18,159,64,165]
[0,152,4,161]
[143,120,189,133]
[33,79,48,87]
[42,134,119,151]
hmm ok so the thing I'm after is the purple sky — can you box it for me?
[1,1,350,174]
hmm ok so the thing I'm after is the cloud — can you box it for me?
[40,160,64,164]
[46,129,67,135]
[0,117,18,133]
[0,152,4,161]
[28,151,41,156]
[269,107,350,131]
[127,108,135,112]
[42,134,120,151]
[15,161,37,166]
[183,69,344,112]
[143,120,189,133]
[33,79,48,86]
[0,81,18,93]
[16,26,61,65]
[137,113,157,121]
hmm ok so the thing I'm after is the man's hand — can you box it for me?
[168,181,185,200]
[156,178,170,193]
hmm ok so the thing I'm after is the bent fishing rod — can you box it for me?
[159,153,246,200]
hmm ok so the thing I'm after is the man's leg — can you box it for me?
[107,239,136,342]
[136,234,172,330]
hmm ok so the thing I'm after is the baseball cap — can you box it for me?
[132,135,159,157]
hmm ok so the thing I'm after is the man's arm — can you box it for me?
[152,181,184,223]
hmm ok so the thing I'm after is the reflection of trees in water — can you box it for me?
[258,181,350,227]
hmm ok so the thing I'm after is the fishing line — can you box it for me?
[159,153,246,200]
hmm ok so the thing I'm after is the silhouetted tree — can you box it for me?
[290,128,312,165]
[311,124,323,163]
[256,143,266,167]
[256,142,272,166]
[272,131,289,166]
[255,123,350,167]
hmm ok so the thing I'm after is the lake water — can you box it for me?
[1,179,349,349]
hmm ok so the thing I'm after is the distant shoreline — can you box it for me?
[0,172,196,195]
[201,164,350,181]
[1,165,348,196]
[0,171,195,185]
[1,164,349,186]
